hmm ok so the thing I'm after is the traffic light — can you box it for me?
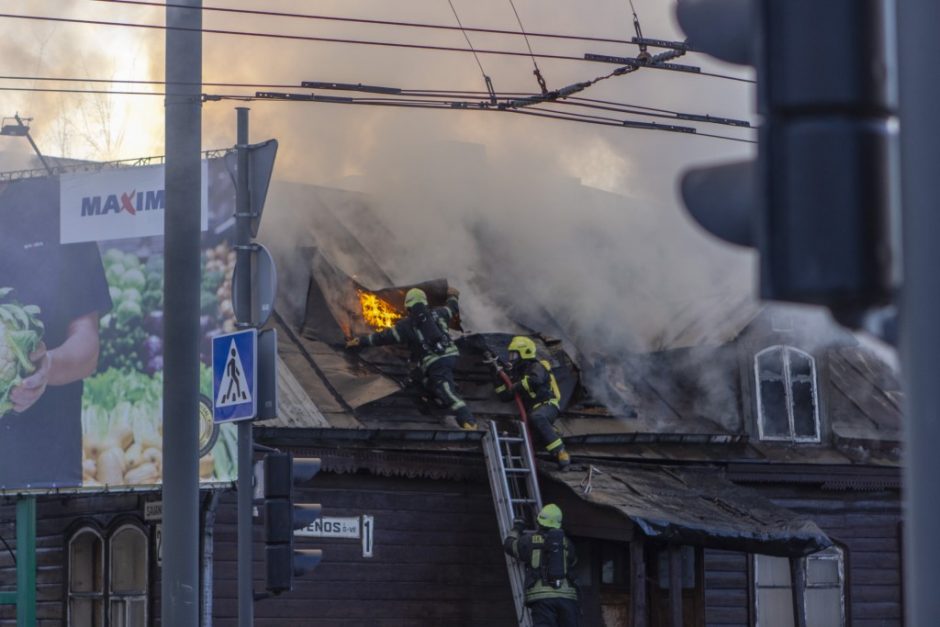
[263,452,323,594]
[676,0,900,319]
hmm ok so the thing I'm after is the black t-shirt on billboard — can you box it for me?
[0,177,112,489]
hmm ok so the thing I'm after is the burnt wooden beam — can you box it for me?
[631,537,647,627]
[670,545,683,627]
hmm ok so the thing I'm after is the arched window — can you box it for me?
[755,346,820,442]
[68,527,104,627]
[109,525,148,626]
[67,523,148,627]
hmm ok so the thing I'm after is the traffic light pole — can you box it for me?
[162,2,202,626]
[235,108,254,627]
[898,0,940,623]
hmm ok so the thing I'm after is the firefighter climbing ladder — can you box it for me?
[482,419,543,627]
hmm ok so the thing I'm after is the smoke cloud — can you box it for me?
[7,1,882,421]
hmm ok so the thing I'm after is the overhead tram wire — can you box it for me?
[90,0,685,51]
[445,0,497,102]
[0,74,754,129]
[1,12,753,83]
[506,0,549,94]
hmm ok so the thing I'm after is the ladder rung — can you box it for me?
[499,436,525,443]
[504,468,531,474]
[510,498,537,504]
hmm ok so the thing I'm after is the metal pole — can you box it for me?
[899,0,940,624]
[15,497,36,627]
[162,1,202,626]
[235,107,254,627]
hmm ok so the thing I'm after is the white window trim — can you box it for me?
[67,527,105,627]
[108,524,149,627]
[753,547,846,627]
[754,345,821,443]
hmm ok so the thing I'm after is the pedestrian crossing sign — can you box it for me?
[212,328,257,423]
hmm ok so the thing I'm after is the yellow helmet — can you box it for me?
[537,503,563,529]
[404,288,428,309]
[508,336,537,360]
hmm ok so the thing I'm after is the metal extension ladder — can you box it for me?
[482,419,544,627]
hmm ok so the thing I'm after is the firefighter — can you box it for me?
[495,336,570,469]
[504,504,580,627]
[345,287,478,431]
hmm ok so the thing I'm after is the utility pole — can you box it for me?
[235,107,254,627]
[163,1,202,626]
[898,0,940,624]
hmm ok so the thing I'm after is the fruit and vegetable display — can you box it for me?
[82,241,239,486]
[0,288,44,417]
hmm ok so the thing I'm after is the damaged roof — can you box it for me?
[541,462,832,557]
[256,180,903,469]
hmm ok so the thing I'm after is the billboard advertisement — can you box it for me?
[0,157,239,491]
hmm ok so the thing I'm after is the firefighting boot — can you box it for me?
[555,449,571,471]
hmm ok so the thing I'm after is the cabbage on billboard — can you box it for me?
[0,157,239,491]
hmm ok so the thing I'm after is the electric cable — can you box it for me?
[0,11,753,82]
[506,0,549,94]
[0,74,754,128]
[89,0,682,51]
[444,0,496,102]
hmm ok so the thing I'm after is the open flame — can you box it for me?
[358,290,403,330]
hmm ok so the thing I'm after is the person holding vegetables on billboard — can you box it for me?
[0,177,112,489]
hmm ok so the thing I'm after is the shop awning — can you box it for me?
[541,462,831,557]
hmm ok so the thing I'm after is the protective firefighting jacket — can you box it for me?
[504,527,579,603]
[359,296,460,370]
[495,358,562,412]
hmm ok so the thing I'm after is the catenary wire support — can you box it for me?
[627,0,652,63]
[506,0,549,95]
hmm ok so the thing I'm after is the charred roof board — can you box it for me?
[542,462,832,557]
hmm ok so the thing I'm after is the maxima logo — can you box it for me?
[81,189,166,217]
[60,161,208,244]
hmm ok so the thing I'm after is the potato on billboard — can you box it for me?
[0,156,239,491]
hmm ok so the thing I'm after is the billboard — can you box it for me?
[0,157,239,491]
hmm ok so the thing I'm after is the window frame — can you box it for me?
[108,524,149,627]
[752,547,846,627]
[66,520,150,627]
[754,345,821,443]
[67,526,106,627]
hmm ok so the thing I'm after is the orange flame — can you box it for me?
[358,290,403,330]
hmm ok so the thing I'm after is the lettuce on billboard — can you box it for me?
[0,156,239,491]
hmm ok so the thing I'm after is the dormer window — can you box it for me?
[755,346,820,442]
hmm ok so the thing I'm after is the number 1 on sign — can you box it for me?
[362,515,373,558]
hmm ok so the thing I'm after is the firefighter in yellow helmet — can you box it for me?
[504,504,580,626]
[495,336,570,469]
[345,286,477,430]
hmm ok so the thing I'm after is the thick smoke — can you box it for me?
[9,1,884,421]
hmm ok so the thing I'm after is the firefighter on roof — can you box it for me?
[345,286,478,431]
[495,336,570,469]
[504,504,580,626]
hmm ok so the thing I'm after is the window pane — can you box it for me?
[70,532,103,593]
[807,558,839,585]
[70,598,103,627]
[110,600,126,627]
[602,557,615,585]
[806,588,843,627]
[127,599,147,627]
[792,381,818,438]
[760,380,790,437]
[756,555,791,587]
[759,350,785,379]
[111,528,148,594]
[757,589,795,627]
[789,350,814,379]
